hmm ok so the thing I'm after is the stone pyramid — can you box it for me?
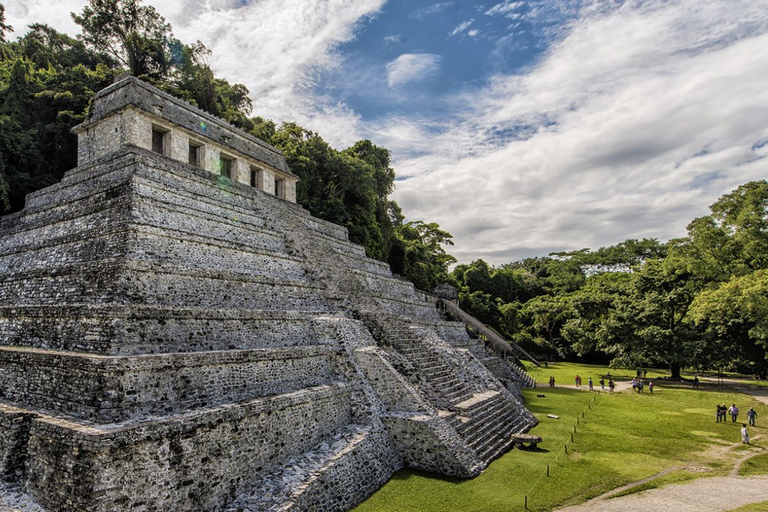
[0,77,538,512]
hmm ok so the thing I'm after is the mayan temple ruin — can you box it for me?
[0,77,538,511]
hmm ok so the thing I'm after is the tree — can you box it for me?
[72,0,177,79]
[520,294,574,359]
[0,4,12,43]
[393,221,456,291]
[682,181,768,281]
[690,270,768,378]
[561,271,632,359]
[598,256,703,378]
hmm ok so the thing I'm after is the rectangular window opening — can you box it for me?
[219,155,233,179]
[275,177,285,198]
[188,142,202,167]
[151,128,167,155]
[250,167,260,188]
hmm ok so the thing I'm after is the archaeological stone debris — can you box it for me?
[0,77,538,511]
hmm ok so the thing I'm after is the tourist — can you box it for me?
[730,403,739,423]
[599,377,605,390]
[631,377,637,392]
[637,380,644,393]
[720,403,728,423]
[575,375,581,387]
[549,376,555,388]
[588,377,593,391]
[609,380,615,392]
[643,369,647,378]
[648,380,654,393]
[716,404,722,422]
[693,376,699,389]
[747,408,757,426]
[741,424,750,444]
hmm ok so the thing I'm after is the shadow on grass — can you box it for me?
[389,468,463,484]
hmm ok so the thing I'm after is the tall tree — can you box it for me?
[0,4,12,43]
[690,270,768,378]
[72,0,176,79]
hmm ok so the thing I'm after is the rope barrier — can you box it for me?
[523,393,602,510]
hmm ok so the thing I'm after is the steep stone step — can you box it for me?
[0,305,331,355]
[0,344,339,423]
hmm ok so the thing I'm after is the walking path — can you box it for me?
[553,378,768,512]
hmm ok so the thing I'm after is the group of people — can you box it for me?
[716,403,758,425]
[630,377,654,393]
[546,374,617,391]
[714,403,758,445]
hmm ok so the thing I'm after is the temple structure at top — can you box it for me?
[73,76,299,202]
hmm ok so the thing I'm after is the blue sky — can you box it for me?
[325,0,563,121]
[5,0,768,265]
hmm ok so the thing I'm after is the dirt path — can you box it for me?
[553,474,768,512]
[553,379,768,512]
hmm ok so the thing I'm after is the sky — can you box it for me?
[4,0,768,265]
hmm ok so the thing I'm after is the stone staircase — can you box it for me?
[371,318,537,465]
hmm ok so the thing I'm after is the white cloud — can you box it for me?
[385,53,443,89]
[467,29,479,37]
[3,0,384,147]
[6,0,768,265]
[382,0,768,263]
[449,19,474,37]
[485,1,524,17]
[383,34,406,44]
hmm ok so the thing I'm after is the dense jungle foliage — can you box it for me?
[1,0,766,377]
[451,182,768,379]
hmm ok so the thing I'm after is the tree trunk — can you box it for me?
[669,362,681,380]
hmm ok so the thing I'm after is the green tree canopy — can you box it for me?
[690,270,768,378]
[0,4,12,43]
[72,0,179,79]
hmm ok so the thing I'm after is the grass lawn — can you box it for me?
[739,454,768,476]
[525,361,672,387]
[727,502,768,512]
[354,363,768,512]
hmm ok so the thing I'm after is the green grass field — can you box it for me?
[354,363,768,512]
[727,502,768,512]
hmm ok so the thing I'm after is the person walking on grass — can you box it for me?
[649,380,654,393]
[609,380,615,392]
[716,404,722,423]
[747,407,757,426]
[730,403,739,423]
[600,377,605,390]
[588,377,593,391]
[742,424,750,444]
[693,376,699,389]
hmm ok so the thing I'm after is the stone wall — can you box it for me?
[25,385,351,512]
